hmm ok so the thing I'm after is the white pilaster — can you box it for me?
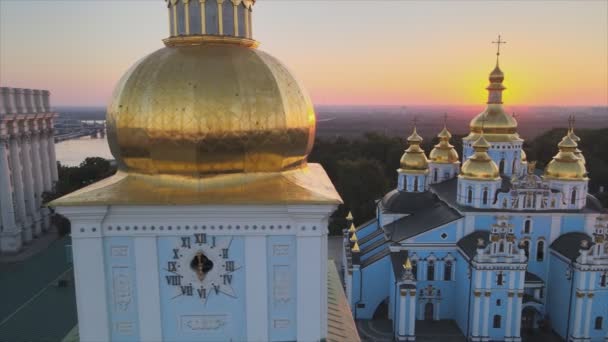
[30,127,45,230]
[135,236,163,341]
[297,235,324,342]
[0,138,17,231]
[398,292,406,336]
[245,235,268,341]
[408,293,416,337]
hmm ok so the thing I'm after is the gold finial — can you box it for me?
[527,161,537,175]
[350,232,358,243]
[403,257,413,270]
[492,34,507,63]
[443,113,448,128]
[348,223,356,233]
[352,241,360,253]
[346,211,353,221]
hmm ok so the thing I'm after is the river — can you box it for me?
[54,136,113,166]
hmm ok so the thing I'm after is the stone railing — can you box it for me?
[0,87,51,115]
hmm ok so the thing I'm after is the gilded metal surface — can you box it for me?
[163,35,259,48]
[49,164,341,206]
[429,126,459,164]
[459,135,500,180]
[107,43,316,177]
[544,135,588,180]
[399,127,429,171]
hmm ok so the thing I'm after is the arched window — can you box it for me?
[499,241,505,253]
[482,188,489,205]
[524,220,531,234]
[497,272,504,286]
[414,177,419,192]
[499,159,505,174]
[536,240,545,261]
[571,188,577,205]
[404,176,408,191]
[496,299,501,306]
[433,168,438,182]
[444,261,452,281]
[600,273,607,287]
[427,260,435,281]
[411,260,418,279]
[493,315,501,328]
[522,240,530,259]
[595,317,603,330]
[512,158,517,174]
[467,187,473,204]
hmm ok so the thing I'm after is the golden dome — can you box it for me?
[568,126,586,164]
[521,149,527,162]
[107,43,315,177]
[429,126,459,164]
[544,134,588,180]
[399,127,429,173]
[459,135,500,180]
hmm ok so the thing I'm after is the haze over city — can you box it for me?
[1,0,607,107]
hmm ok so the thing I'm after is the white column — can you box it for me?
[38,128,52,191]
[9,134,31,241]
[297,235,324,341]
[245,235,268,341]
[135,236,163,341]
[573,295,584,337]
[472,293,481,338]
[30,128,45,230]
[583,295,593,338]
[20,133,40,235]
[0,137,19,250]
[46,123,58,182]
[513,295,523,337]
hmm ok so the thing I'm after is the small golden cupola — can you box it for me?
[544,131,588,181]
[567,115,586,165]
[430,119,459,164]
[399,126,429,173]
[459,133,500,180]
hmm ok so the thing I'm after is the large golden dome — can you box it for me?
[429,126,459,164]
[459,135,500,180]
[399,128,429,173]
[107,43,315,177]
[544,135,587,180]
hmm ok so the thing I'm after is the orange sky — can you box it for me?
[1,1,606,107]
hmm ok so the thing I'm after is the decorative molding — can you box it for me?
[112,267,132,312]
[180,315,227,332]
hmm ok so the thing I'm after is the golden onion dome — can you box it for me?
[568,127,586,164]
[465,58,520,143]
[107,43,315,177]
[399,127,429,173]
[544,134,588,180]
[459,135,500,180]
[429,126,459,164]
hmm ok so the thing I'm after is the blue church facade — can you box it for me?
[343,52,608,342]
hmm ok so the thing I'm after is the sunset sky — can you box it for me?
[1,1,607,107]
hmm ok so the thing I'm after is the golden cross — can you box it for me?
[492,35,507,56]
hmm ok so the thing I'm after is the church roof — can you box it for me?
[327,261,361,342]
[550,232,593,261]
[457,231,490,259]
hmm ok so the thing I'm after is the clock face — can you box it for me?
[162,234,239,302]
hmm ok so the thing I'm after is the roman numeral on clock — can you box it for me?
[225,260,235,272]
[166,275,182,286]
[181,237,191,249]
[197,287,207,299]
[172,249,180,260]
[222,274,232,285]
[167,261,177,272]
[195,233,206,245]
[181,285,193,296]
[213,284,220,294]
[221,248,229,259]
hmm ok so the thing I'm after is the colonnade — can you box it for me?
[0,87,58,253]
